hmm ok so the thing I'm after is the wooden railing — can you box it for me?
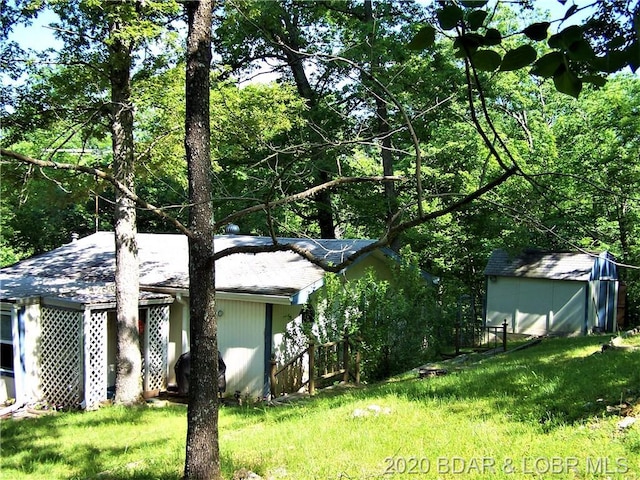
[454,320,508,355]
[270,336,360,398]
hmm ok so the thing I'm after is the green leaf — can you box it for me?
[607,36,626,49]
[437,5,463,30]
[454,34,483,57]
[553,66,582,98]
[500,45,537,71]
[548,25,583,50]
[483,28,502,46]
[523,22,549,41]
[563,4,578,20]
[582,75,607,87]
[472,49,501,71]
[408,25,436,51]
[467,10,488,31]
[590,50,629,73]
[530,51,564,78]
[567,39,595,61]
[627,42,639,72]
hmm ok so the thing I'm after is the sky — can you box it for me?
[7,1,592,52]
[8,9,62,52]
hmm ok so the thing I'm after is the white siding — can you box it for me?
[167,300,188,386]
[272,304,302,352]
[21,302,42,402]
[217,299,266,400]
[344,253,394,282]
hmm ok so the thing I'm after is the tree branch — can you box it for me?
[1,148,193,238]
[214,175,405,229]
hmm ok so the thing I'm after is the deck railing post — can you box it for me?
[343,336,350,383]
[308,341,316,395]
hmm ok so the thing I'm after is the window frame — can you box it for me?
[0,308,15,376]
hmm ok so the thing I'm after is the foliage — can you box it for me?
[311,249,448,381]
[409,0,638,98]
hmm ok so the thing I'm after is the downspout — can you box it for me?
[16,305,25,405]
[263,303,273,400]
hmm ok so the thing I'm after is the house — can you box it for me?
[0,231,407,409]
[484,249,620,336]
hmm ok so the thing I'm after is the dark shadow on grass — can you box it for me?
[1,405,186,480]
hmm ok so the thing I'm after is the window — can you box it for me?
[0,311,14,373]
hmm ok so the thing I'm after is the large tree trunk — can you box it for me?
[363,0,399,248]
[110,24,143,406]
[273,14,336,238]
[183,1,221,479]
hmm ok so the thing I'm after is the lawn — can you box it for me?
[2,334,640,479]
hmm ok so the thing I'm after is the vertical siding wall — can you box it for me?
[20,302,42,402]
[486,277,587,335]
[217,299,266,399]
[272,304,303,353]
[167,299,306,398]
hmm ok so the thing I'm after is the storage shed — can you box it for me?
[484,249,619,336]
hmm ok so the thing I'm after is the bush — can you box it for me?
[311,248,449,381]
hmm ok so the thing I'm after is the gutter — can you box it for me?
[142,285,293,306]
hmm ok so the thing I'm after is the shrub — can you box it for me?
[311,248,449,381]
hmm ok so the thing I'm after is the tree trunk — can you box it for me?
[110,24,143,406]
[183,1,221,479]
[363,0,399,248]
[272,15,336,238]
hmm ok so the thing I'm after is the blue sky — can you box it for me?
[8,1,588,51]
[8,8,61,52]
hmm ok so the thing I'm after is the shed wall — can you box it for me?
[167,298,287,398]
[486,277,587,335]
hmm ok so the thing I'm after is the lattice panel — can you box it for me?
[41,308,83,408]
[144,305,169,392]
[85,310,107,409]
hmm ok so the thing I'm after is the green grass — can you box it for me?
[2,335,640,479]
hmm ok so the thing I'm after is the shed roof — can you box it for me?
[0,232,380,304]
[484,249,604,281]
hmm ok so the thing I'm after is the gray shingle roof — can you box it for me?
[0,232,378,303]
[484,249,599,281]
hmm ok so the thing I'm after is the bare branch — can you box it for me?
[214,175,405,229]
[214,167,517,272]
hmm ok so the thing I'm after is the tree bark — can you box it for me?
[363,0,399,248]
[269,11,336,238]
[110,22,143,406]
[183,1,221,479]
